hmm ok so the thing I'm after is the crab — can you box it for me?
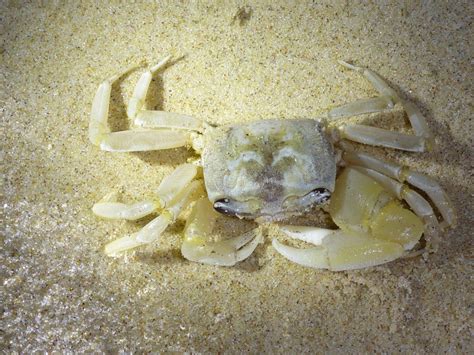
[89,56,455,271]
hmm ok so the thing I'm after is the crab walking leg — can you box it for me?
[351,166,441,250]
[89,56,192,152]
[92,163,198,221]
[104,233,145,257]
[181,198,262,266]
[155,163,199,207]
[92,190,157,220]
[338,61,434,141]
[328,96,394,119]
[127,57,203,131]
[338,125,426,152]
[333,61,434,151]
[100,129,190,152]
[127,55,171,119]
[135,111,202,131]
[135,180,203,243]
[342,150,456,226]
[89,65,138,145]
[103,180,203,256]
[89,58,171,145]
[93,200,158,220]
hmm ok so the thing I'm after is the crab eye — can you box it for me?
[213,198,260,217]
[214,198,235,216]
[283,188,332,210]
[311,188,331,204]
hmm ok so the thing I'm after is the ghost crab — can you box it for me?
[89,56,455,271]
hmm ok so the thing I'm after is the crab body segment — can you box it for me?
[202,119,336,220]
[89,56,455,271]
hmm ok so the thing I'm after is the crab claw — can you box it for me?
[274,168,427,271]
[273,226,405,271]
[181,198,262,266]
[182,229,262,266]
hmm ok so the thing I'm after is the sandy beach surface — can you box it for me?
[2,1,473,352]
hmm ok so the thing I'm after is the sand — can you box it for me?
[2,1,473,352]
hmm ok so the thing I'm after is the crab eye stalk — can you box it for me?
[213,198,259,218]
[214,198,234,215]
[311,188,331,204]
[283,188,332,211]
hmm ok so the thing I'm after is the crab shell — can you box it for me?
[201,119,336,220]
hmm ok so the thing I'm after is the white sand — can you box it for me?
[2,1,472,352]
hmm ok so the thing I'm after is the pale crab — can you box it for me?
[89,55,455,271]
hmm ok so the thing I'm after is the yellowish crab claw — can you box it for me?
[273,228,404,271]
[329,168,424,249]
[182,231,262,266]
[181,198,262,266]
[274,168,425,271]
